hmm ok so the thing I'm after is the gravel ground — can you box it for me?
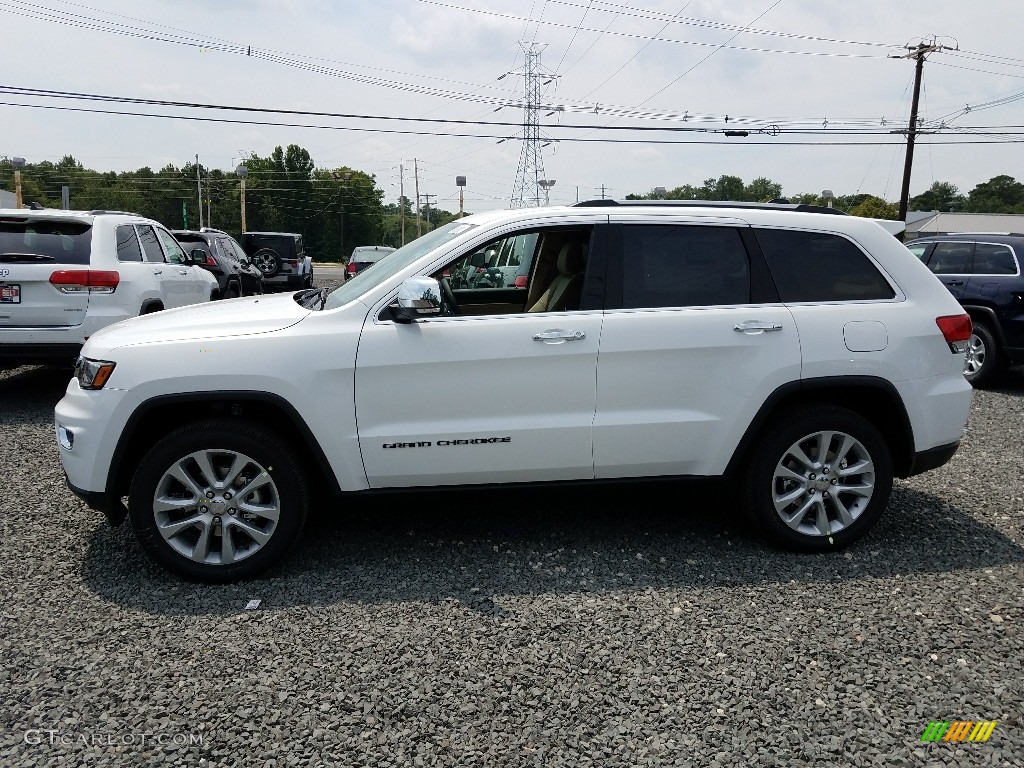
[1,323,1022,766]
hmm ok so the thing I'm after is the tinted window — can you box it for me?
[755,229,895,302]
[926,242,972,275]
[115,225,143,262]
[621,225,749,309]
[137,225,164,263]
[973,243,1018,275]
[0,219,92,265]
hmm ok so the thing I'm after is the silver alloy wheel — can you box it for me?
[152,448,280,565]
[772,430,876,537]
[963,332,986,376]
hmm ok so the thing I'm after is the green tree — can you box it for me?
[744,177,783,202]
[850,196,898,220]
[965,175,1024,213]
[910,181,965,212]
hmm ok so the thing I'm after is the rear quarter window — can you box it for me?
[0,219,92,265]
[754,228,895,302]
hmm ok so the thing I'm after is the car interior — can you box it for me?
[432,228,591,317]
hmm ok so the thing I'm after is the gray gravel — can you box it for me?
[1,329,1022,766]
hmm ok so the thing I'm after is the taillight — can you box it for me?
[49,270,120,294]
[346,263,356,274]
[936,314,972,353]
[514,275,527,288]
[205,254,217,267]
[287,259,299,268]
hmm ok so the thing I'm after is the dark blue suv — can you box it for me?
[908,233,1024,386]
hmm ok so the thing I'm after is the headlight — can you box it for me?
[75,357,116,390]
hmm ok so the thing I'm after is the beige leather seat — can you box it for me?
[528,242,585,312]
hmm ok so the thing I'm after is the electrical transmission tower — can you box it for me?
[510,43,558,208]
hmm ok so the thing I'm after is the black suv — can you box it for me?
[172,229,264,298]
[908,233,1024,386]
[239,232,312,290]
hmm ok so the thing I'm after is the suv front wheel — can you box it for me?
[743,406,893,552]
[128,419,308,582]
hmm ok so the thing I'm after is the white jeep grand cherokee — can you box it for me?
[54,201,973,582]
[1,208,219,367]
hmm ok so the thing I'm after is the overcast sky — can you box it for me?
[3,0,1023,213]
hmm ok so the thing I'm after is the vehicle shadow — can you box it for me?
[80,482,1024,616]
[0,364,74,424]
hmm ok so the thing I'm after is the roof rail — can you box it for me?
[573,199,847,215]
[86,209,142,216]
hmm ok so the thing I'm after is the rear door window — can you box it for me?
[973,243,1018,275]
[754,229,895,302]
[620,225,750,308]
[0,219,92,265]
[137,225,164,263]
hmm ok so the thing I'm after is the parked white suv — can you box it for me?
[1,208,219,366]
[54,201,973,582]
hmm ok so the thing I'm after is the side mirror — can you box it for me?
[392,276,443,324]
[189,248,206,265]
[469,251,488,268]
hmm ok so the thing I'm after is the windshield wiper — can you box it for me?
[0,252,56,262]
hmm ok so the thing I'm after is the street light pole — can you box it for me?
[196,154,204,230]
[235,164,248,233]
[456,175,466,218]
[12,157,26,209]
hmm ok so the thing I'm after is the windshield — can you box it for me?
[323,221,477,310]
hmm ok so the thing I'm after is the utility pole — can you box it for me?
[596,184,608,199]
[206,172,212,228]
[414,158,422,237]
[894,38,953,237]
[399,162,406,245]
[422,193,436,232]
[196,155,204,230]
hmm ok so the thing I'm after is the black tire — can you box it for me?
[742,405,893,552]
[128,419,309,583]
[252,248,283,278]
[963,322,1003,388]
[223,281,241,299]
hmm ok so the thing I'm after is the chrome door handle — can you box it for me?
[177,269,189,275]
[733,320,783,334]
[533,329,586,344]
[151,268,163,274]
[944,279,964,286]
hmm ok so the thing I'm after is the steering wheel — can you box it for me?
[439,277,459,316]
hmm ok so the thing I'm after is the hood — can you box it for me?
[84,293,310,354]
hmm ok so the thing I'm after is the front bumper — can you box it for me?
[906,440,960,477]
[65,476,127,525]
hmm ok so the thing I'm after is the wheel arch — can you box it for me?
[139,298,164,314]
[960,304,1007,347]
[106,392,341,507]
[725,377,916,480]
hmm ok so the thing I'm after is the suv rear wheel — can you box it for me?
[128,419,308,583]
[963,321,1003,387]
[743,405,893,552]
